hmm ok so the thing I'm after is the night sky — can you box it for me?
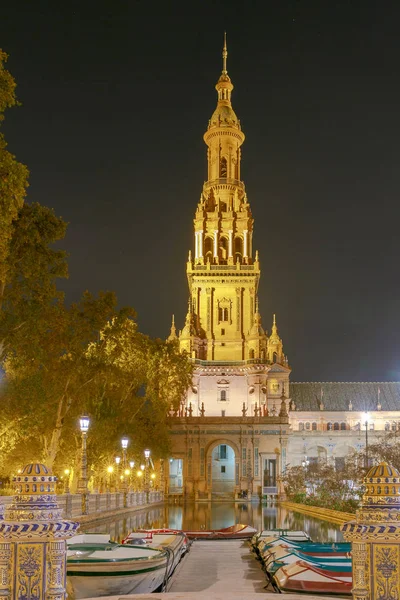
[1,2,400,382]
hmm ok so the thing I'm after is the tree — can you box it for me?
[0,50,29,302]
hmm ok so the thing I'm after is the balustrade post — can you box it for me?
[341,462,400,600]
[0,463,79,600]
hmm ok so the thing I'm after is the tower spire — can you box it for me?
[167,314,177,341]
[222,32,228,74]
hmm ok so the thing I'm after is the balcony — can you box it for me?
[203,178,245,192]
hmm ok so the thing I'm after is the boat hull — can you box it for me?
[274,561,352,596]
[66,564,167,599]
[66,535,169,599]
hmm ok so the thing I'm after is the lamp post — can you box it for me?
[64,469,70,494]
[144,449,150,501]
[129,461,135,491]
[364,412,370,469]
[115,456,121,491]
[78,415,90,515]
[120,437,129,506]
[121,437,129,467]
[107,466,113,492]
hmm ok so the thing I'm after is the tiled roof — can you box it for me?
[289,382,400,412]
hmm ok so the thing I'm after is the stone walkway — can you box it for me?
[168,540,268,594]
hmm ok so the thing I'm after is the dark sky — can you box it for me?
[1,1,400,382]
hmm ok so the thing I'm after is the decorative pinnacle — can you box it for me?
[273,313,276,326]
[222,31,227,74]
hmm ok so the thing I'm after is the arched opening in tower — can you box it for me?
[234,236,242,262]
[204,236,213,263]
[220,156,227,178]
[219,236,228,262]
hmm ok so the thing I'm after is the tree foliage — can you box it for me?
[0,49,193,485]
[0,50,29,300]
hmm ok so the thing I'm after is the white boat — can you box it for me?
[252,529,311,546]
[122,531,189,576]
[66,534,169,599]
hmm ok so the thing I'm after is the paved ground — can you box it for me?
[84,540,339,600]
[167,540,269,594]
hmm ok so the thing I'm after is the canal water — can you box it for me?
[82,502,343,544]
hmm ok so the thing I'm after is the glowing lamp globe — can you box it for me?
[79,416,90,433]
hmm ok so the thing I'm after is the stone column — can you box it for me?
[243,230,248,258]
[0,463,79,600]
[198,230,203,259]
[228,230,233,258]
[213,230,218,259]
[341,461,400,600]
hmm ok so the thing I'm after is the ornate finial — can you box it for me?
[188,250,192,261]
[168,314,177,341]
[255,250,259,262]
[273,314,276,326]
[222,32,228,74]
[255,297,259,314]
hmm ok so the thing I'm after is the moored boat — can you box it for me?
[251,529,312,548]
[260,538,350,561]
[122,531,189,576]
[183,523,257,539]
[66,534,169,599]
[265,547,351,574]
[273,560,352,595]
[130,523,256,540]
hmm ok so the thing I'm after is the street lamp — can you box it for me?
[78,415,90,515]
[121,437,129,466]
[144,449,150,499]
[363,412,370,469]
[301,456,309,468]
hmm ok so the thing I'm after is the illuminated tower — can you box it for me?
[176,37,290,416]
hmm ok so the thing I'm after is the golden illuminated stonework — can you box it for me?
[0,463,79,599]
[341,462,400,600]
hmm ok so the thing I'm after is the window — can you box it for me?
[221,328,225,335]
[299,423,304,431]
[392,423,397,432]
[335,457,345,471]
[327,422,333,431]
[220,389,227,401]
[220,445,227,459]
[220,157,227,177]
[305,422,310,430]
[312,422,317,431]
[221,410,225,417]
[221,466,226,473]
[385,422,390,431]
[218,307,229,322]
[334,422,339,430]
[340,422,347,430]
[263,459,277,487]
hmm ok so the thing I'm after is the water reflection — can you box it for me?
[82,502,343,544]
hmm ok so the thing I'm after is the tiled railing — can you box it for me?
[0,491,163,519]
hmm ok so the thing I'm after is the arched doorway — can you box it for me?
[211,443,235,494]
